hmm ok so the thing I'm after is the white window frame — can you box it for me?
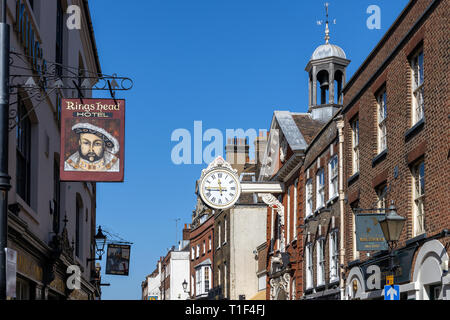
[191,247,195,260]
[291,278,296,300]
[204,266,211,293]
[224,217,227,244]
[196,245,200,258]
[218,265,221,286]
[411,49,424,125]
[376,184,387,209]
[287,187,291,244]
[217,223,221,249]
[377,90,387,153]
[208,236,212,251]
[195,268,201,296]
[203,240,206,255]
[270,208,275,252]
[306,179,313,218]
[305,243,313,289]
[293,179,298,240]
[328,156,338,199]
[412,160,425,236]
[352,118,360,174]
[329,231,339,283]
[316,238,325,286]
[224,262,228,298]
[316,169,325,210]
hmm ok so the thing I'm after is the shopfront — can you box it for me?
[345,236,450,300]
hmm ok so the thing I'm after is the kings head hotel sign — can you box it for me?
[60,99,125,182]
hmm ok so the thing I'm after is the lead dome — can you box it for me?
[311,43,347,60]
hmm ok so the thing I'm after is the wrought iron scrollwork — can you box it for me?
[7,51,134,131]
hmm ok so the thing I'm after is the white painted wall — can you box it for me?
[147,262,162,300]
[230,205,267,300]
[170,251,190,300]
[6,0,99,284]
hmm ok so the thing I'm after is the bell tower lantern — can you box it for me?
[305,3,350,122]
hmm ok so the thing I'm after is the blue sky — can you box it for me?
[88,0,409,300]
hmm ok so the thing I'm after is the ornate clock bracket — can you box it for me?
[258,193,286,253]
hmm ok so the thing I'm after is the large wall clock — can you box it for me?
[199,157,241,210]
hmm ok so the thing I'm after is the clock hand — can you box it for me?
[218,179,223,196]
[206,186,228,191]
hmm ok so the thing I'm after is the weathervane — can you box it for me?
[316,2,336,44]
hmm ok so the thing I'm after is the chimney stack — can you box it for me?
[225,137,250,175]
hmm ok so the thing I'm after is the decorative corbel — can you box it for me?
[259,193,286,253]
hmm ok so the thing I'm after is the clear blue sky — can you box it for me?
[88,0,409,300]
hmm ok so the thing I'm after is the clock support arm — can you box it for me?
[239,181,286,253]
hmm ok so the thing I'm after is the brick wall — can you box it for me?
[342,0,449,270]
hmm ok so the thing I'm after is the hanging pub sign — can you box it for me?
[105,243,131,276]
[60,98,125,182]
[355,213,389,251]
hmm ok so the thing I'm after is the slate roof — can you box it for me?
[290,113,325,146]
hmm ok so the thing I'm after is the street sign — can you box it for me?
[60,98,125,182]
[386,275,394,286]
[384,285,400,300]
[355,213,388,251]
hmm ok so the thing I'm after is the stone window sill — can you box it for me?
[314,206,326,215]
[405,118,425,142]
[372,149,388,167]
[315,284,326,291]
[347,172,359,186]
[326,195,339,206]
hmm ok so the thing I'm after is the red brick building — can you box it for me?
[187,196,214,299]
[301,115,347,300]
[342,0,449,300]
[258,111,324,300]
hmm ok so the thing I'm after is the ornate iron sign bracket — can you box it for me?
[8,51,134,131]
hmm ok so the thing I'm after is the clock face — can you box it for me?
[199,169,241,210]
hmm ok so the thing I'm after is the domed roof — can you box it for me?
[311,43,346,60]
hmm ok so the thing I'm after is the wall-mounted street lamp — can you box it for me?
[182,279,191,300]
[87,226,107,263]
[379,203,406,274]
[182,279,189,293]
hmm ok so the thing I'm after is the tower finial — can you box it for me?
[316,2,336,44]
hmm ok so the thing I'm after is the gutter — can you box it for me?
[334,115,346,300]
